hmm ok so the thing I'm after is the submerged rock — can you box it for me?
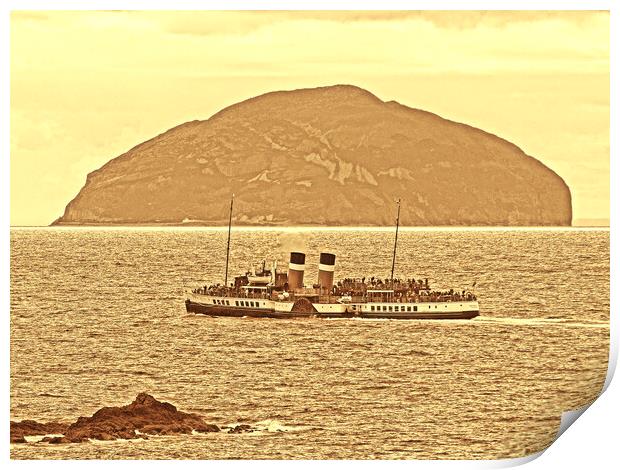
[41,436,71,444]
[228,424,254,434]
[194,423,221,433]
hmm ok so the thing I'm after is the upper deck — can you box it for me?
[191,276,477,305]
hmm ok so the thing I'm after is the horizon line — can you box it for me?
[9,224,610,230]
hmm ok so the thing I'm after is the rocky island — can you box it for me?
[52,85,572,226]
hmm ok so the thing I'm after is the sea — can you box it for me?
[9,227,610,460]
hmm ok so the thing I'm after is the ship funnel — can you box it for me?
[318,252,336,292]
[287,252,306,290]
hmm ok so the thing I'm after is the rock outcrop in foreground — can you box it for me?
[10,420,68,444]
[53,85,572,226]
[10,393,221,444]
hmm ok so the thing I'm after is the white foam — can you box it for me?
[254,419,306,433]
[475,316,609,329]
[23,433,64,443]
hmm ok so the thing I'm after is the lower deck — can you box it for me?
[185,294,479,320]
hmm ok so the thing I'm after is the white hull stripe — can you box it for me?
[288,262,305,271]
[318,263,336,272]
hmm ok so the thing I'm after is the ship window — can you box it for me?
[414,306,418,312]
[388,306,393,312]
[407,306,411,312]
[383,306,387,311]
[371,305,375,312]
[235,301,239,306]
[226,300,230,306]
[401,306,405,312]
[245,301,249,307]
[435,305,437,309]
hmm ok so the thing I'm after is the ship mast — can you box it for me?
[224,193,234,287]
[390,198,401,289]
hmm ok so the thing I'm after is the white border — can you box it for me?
[3,1,616,468]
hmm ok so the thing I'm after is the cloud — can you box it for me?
[11,11,49,22]
[155,10,608,37]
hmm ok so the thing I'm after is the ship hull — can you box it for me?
[185,298,479,320]
[357,310,479,320]
[185,299,315,318]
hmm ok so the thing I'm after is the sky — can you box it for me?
[10,10,610,226]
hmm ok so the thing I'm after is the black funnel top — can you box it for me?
[319,253,336,266]
[289,252,306,265]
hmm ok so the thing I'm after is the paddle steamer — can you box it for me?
[185,198,479,320]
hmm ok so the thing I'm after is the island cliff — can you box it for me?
[53,85,572,226]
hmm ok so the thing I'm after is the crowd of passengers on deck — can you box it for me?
[193,276,476,302]
[333,277,476,302]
